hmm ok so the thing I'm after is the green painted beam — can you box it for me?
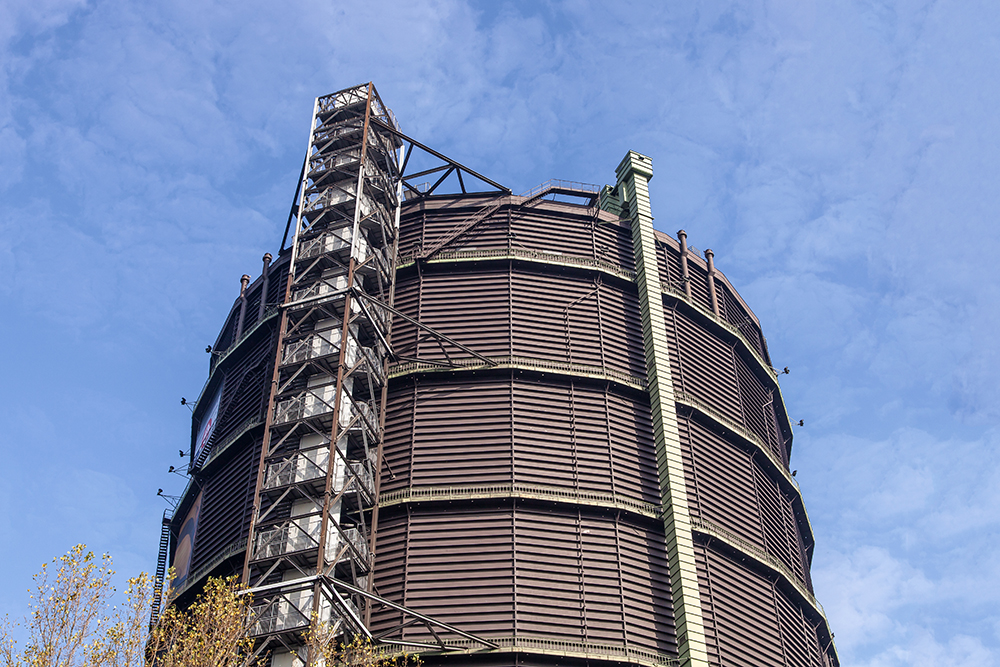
[616,151,710,667]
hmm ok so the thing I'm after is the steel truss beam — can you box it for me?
[368,117,510,200]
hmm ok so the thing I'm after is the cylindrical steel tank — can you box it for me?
[369,175,835,667]
[156,95,837,667]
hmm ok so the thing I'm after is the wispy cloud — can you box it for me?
[1,0,999,663]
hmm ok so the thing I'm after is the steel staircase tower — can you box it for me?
[243,83,401,667]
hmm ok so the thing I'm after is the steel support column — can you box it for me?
[616,151,710,667]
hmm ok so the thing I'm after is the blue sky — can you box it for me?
[1,1,998,664]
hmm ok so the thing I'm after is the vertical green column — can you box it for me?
[616,151,709,667]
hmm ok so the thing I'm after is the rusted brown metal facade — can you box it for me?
[156,84,838,667]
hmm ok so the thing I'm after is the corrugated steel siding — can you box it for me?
[732,352,785,465]
[400,197,636,275]
[650,216,831,665]
[191,436,259,572]
[696,543,828,667]
[679,415,811,591]
[380,376,660,506]
[371,505,677,655]
[372,194,833,667]
[410,378,514,486]
[695,543,786,667]
[376,197,676,659]
[181,257,288,580]
[596,219,636,274]
[663,307,743,425]
[392,265,644,380]
[655,240,683,291]
[679,416,765,551]
[164,155,838,665]
[717,282,770,365]
[418,270,512,357]
[213,334,272,445]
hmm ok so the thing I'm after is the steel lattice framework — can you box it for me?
[239,83,507,667]
[242,83,401,663]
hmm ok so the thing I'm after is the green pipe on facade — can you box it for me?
[615,151,710,667]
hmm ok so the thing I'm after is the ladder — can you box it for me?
[149,510,172,627]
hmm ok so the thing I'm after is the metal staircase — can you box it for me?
[242,83,402,667]
[149,510,172,628]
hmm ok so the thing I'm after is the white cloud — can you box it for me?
[805,426,1000,664]
[815,546,932,651]
[2,1,1000,664]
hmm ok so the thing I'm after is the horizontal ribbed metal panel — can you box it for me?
[696,543,829,667]
[371,504,677,655]
[391,266,644,379]
[381,376,660,506]
[190,436,258,573]
[399,197,634,265]
[371,192,834,667]
[664,307,744,426]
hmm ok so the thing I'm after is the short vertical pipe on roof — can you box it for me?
[235,274,250,340]
[704,248,720,318]
[677,229,693,299]
[258,253,273,321]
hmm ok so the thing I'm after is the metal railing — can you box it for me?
[264,451,327,489]
[339,527,371,565]
[251,593,312,636]
[424,636,679,667]
[520,179,601,199]
[398,246,636,282]
[274,387,375,428]
[348,461,375,499]
[254,519,321,560]
[390,355,647,391]
[691,516,824,618]
[379,483,661,519]
[297,225,369,262]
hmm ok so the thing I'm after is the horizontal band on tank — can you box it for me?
[389,355,648,391]
[193,306,280,408]
[397,247,637,283]
[199,417,263,473]
[675,391,815,550]
[409,636,679,667]
[661,282,796,449]
[692,516,830,630]
[168,538,246,602]
[377,483,662,519]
